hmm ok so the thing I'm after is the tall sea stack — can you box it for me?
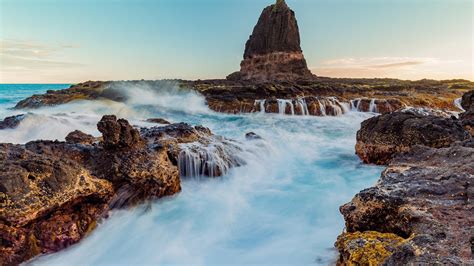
[228,0,314,82]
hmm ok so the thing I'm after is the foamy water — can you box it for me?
[0,83,382,265]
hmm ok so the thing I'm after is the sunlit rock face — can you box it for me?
[228,0,314,82]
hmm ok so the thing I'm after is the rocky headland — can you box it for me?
[335,90,473,265]
[0,115,242,265]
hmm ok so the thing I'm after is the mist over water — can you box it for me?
[0,83,383,265]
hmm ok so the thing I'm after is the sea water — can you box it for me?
[0,83,383,265]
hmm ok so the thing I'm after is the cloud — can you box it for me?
[310,57,470,80]
[0,39,84,79]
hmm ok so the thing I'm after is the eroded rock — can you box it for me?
[355,111,470,165]
[228,0,314,82]
[337,142,474,264]
[0,115,242,265]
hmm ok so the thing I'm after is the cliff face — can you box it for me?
[228,0,314,82]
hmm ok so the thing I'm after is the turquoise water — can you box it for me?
[0,83,383,265]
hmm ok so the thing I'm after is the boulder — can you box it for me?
[355,111,470,165]
[337,141,474,264]
[97,115,143,149]
[65,130,96,145]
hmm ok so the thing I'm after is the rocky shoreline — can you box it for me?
[13,78,473,117]
[0,115,242,265]
[335,90,473,265]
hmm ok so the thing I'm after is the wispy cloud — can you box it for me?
[311,57,470,80]
[0,39,85,82]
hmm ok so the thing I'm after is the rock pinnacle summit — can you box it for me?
[228,0,314,82]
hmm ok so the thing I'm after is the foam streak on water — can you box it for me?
[0,83,382,265]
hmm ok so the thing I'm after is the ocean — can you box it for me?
[0,83,383,265]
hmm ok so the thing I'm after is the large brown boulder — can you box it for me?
[229,0,314,82]
[337,141,474,265]
[355,111,470,165]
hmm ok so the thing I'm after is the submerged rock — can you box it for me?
[355,111,470,165]
[0,115,243,265]
[228,0,314,82]
[337,141,474,264]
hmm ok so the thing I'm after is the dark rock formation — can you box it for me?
[355,111,470,165]
[0,114,25,130]
[245,132,262,140]
[228,0,314,82]
[337,141,474,264]
[460,90,474,136]
[146,118,171,125]
[0,116,242,265]
[461,90,473,111]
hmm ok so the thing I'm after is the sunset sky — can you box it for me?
[0,0,473,83]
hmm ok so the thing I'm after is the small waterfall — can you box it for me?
[317,99,326,116]
[277,99,295,115]
[326,97,344,116]
[178,137,244,178]
[296,98,309,116]
[350,99,361,111]
[454,98,464,112]
[255,100,266,113]
[369,99,377,113]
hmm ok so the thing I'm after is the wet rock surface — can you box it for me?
[355,111,470,165]
[0,114,25,130]
[0,115,242,265]
[13,79,473,116]
[337,141,474,265]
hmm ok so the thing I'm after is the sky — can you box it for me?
[0,0,473,83]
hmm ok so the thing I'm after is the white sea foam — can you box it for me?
[1,83,383,265]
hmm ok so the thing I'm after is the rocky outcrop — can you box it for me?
[0,115,242,265]
[228,0,314,82]
[0,114,25,130]
[337,141,474,265]
[14,81,110,109]
[355,111,470,165]
[460,90,474,136]
[461,90,473,111]
[14,79,473,115]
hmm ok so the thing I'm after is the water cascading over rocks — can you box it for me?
[227,0,314,82]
